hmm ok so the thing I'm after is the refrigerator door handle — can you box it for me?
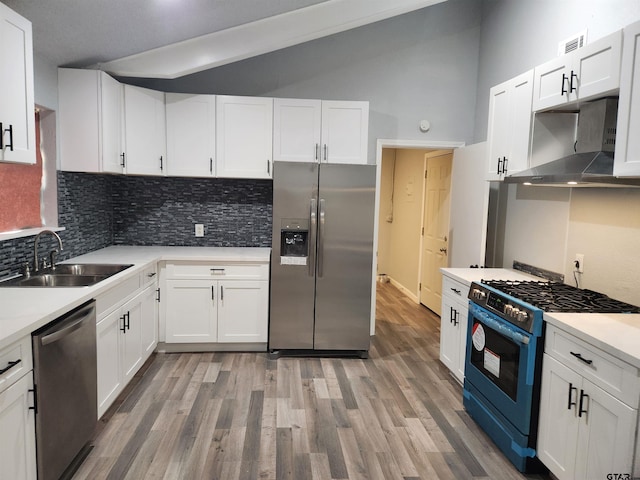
[309,198,317,277]
[318,198,325,277]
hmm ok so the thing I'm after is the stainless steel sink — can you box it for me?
[49,263,133,276]
[16,274,109,287]
[0,263,133,287]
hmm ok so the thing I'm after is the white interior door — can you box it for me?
[420,152,452,314]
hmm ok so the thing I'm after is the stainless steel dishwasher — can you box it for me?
[32,300,97,480]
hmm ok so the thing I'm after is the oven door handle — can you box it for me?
[469,304,530,346]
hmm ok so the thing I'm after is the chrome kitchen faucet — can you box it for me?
[33,230,63,272]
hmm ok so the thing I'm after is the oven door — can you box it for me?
[463,302,540,435]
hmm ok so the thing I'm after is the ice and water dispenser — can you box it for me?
[280,219,309,265]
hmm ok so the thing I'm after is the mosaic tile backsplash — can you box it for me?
[0,172,272,277]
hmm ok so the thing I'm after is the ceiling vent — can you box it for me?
[558,30,588,56]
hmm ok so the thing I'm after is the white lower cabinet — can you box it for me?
[0,371,36,480]
[0,336,36,480]
[162,261,269,346]
[439,274,469,383]
[96,273,158,418]
[537,325,638,480]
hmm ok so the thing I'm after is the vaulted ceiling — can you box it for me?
[3,0,446,79]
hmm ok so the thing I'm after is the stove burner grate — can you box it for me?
[481,280,640,314]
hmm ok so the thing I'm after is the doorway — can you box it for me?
[372,140,462,330]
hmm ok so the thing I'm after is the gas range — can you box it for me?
[469,279,639,334]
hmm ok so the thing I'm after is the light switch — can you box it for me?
[195,224,204,237]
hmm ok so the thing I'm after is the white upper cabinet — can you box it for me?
[486,70,534,180]
[533,30,622,112]
[273,98,322,163]
[123,85,166,176]
[59,68,124,174]
[0,3,35,164]
[216,95,273,179]
[321,101,369,164]
[165,93,216,177]
[614,20,640,177]
[273,99,369,165]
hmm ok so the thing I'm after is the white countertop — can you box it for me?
[0,246,271,349]
[440,267,544,287]
[545,312,640,369]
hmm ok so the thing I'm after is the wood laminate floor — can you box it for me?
[73,283,552,480]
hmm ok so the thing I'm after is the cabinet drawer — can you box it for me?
[165,262,268,280]
[0,336,32,394]
[442,275,468,301]
[96,275,141,317]
[545,324,639,406]
[141,263,158,286]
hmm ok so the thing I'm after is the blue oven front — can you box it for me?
[463,301,545,473]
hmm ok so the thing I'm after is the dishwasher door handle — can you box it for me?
[40,303,95,346]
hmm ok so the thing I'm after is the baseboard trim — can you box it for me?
[388,277,419,304]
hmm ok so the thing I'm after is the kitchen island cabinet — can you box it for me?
[0,2,36,165]
[273,98,369,165]
[0,336,36,480]
[537,323,638,480]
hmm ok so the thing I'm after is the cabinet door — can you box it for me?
[615,20,640,177]
[124,85,166,176]
[273,98,322,163]
[216,95,273,178]
[575,379,636,480]
[165,279,217,343]
[96,309,123,418]
[0,374,36,480]
[321,101,369,164]
[217,280,268,343]
[0,3,35,164]
[139,285,158,359]
[505,70,534,176]
[455,301,468,382]
[121,294,144,384]
[574,30,622,104]
[439,294,460,377]
[100,73,125,174]
[166,93,216,177]
[486,81,510,180]
[532,55,574,112]
[537,354,582,480]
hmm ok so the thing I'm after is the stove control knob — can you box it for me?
[504,305,513,315]
[472,289,486,300]
[517,311,528,322]
[511,307,520,319]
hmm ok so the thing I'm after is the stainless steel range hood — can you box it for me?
[504,98,640,187]
[503,150,640,187]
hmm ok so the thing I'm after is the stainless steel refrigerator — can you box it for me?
[269,161,376,355]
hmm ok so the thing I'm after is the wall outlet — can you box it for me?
[195,224,204,237]
[575,253,584,273]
